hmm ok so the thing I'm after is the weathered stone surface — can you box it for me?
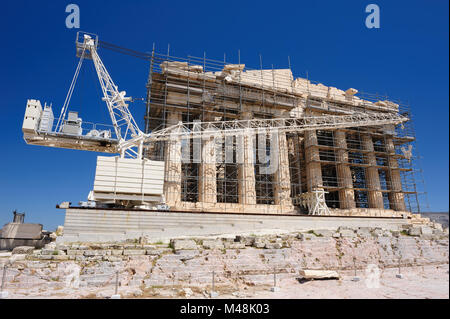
[146,248,171,255]
[12,246,35,254]
[252,239,267,248]
[202,240,224,250]
[408,227,421,236]
[356,227,372,237]
[171,239,198,250]
[52,255,69,261]
[84,250,109,257]
[297,233,314,241]
[372,228,384,237]
[103,256,122,262]
[2,231,448,298]
[235,236,255,246]
[339,229,356,237]
[123,250,146,256]
[224,242,245,249]
[420,226,433,236]
[314,229,334,237]
[265,243,282,249]
[67,250,84,256]
[299,269,340,280]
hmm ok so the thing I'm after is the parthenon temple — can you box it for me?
[143,55,420,217]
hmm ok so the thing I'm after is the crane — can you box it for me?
[23,31,408,158]
[22,32,410,213]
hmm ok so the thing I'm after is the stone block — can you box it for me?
[432,230,448,239]
[339,229,356,238]
[372,228,383,237]
[39,255,53,260]
[420,226,433,236]
[297,233,314,241]
[391,230,401,238]
[265,243,282,249]
[53,255,69,261]
[84,250,108,257]
[202,240,224,250]
[408,227,421,236]
[171,239,198,250]
[67,250,84,256]
[252,240,267,248]
[111,250,124,256]
[356,227,372,237]
[12,246,34,254]
[1,223,42,240]
[103,256,122,262]
[227,243,245,249]
[146,248,170,256]
[235,236,255,246]
[299,269,340,280]
[314,229,334,237]
[123,250,146,256]
[56,244,69,251]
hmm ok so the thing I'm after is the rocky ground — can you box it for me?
[0,224,448,299]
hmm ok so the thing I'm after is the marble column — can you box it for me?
[198,114,217,204]
[273,131,292,206]
[163,112,182,206]
[238,111,256,205]
[304,130,323,191]
[385,137,406,211]
[334,130,356,209]
[361,133,384,209]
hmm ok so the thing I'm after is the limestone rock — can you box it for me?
[171,239,198,250]
[356,227,372,237]
[202,240,224,250]
[339,229,356,238]
[227,243,245,249]
[12,246,35,255]
[314,229,334,237]
[252,239,267,248]
[181,287,193,298]
[299,269,340,280]
[297,233,314,240]
[408,227,421,236]
[123,250,146,256]
[420,226,433,236]
[235,236,255,246]
[265,243,282,249]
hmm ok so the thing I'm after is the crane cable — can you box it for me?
[55,45,87,132]
[98,40,152,61]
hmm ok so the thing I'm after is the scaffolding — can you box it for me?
[140,47,427,216]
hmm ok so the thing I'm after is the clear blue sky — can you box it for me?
[0,0,448,230]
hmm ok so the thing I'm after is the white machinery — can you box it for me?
[22,32,410,213]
